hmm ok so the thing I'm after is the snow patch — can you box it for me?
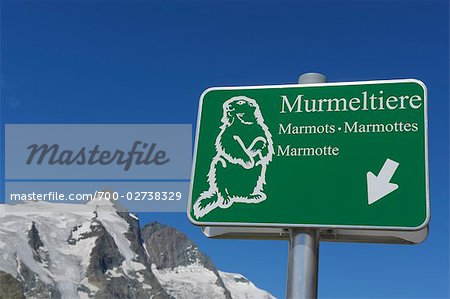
[105,267,125,278]
[219,271,276,299]
[129,213,139,220]
[152,263,227,299]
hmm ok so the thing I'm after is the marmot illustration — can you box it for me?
[193,96,274,219]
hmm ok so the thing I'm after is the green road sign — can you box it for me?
[188,79,429,231]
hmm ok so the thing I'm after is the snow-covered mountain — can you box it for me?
[0,199,275,299]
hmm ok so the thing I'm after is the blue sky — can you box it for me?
[1,1,448,298]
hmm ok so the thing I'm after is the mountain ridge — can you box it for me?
[0,200,275,299]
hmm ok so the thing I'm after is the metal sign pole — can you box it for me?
[286,73,326,299]
[286,229,320,298]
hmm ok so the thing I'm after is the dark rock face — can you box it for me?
[27,222,45,263]
[142,222,215,271]
[93,275,169,299]
[142,222,232,299]
[17,261,60,299]
[85,220,125,284]
[27,222,43,251]
[0,271,25,299]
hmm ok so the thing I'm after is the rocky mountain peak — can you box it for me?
[0,200,275,299]
[141,222,214,271]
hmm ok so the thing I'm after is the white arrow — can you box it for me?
[367,158,399,205]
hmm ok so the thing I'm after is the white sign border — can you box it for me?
[187,79,430,232]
